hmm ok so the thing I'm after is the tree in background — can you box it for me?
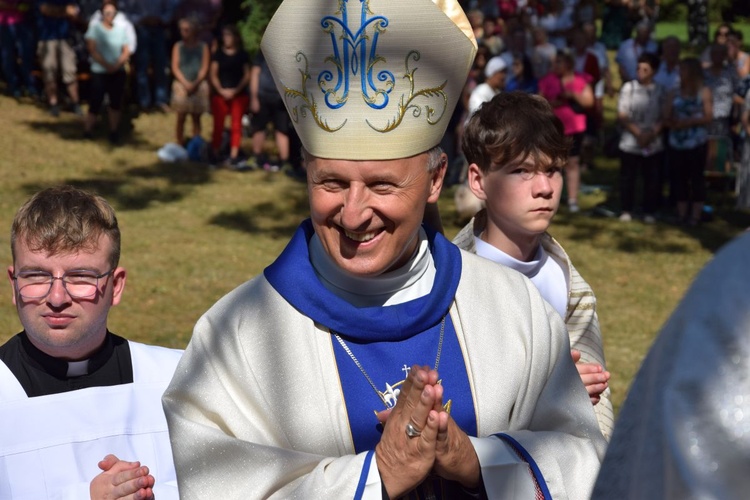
[656,0,735,23]
[686,0,709,47]
[237,0,282,56]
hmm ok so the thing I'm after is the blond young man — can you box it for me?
[0,186,180,499]
[453,91,614,440]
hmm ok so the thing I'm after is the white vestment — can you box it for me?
[454,209,615,440]
[0,341,181,500]
[163,225,606,499]
[593,231,750,499]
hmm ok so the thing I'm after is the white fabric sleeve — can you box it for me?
[469,436,537,498]
[117,13,137,54]
[152,481,180,500]
[60,483,89,500]
[617,81,632,116]
[361,451,383,500]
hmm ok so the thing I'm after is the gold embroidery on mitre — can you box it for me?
[367,50,449,133]
[283,52,347,133]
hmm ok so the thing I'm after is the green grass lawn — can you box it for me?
[0,91,748,414]
[654,21,750,44]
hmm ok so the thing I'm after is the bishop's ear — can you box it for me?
[427,152,448,204]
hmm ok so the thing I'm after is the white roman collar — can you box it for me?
[309,228,435,307]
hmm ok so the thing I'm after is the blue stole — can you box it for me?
[265,220,478,454]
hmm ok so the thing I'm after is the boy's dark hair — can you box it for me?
[638,52,661,72]
[462,91,570,174]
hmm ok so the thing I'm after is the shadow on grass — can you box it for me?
[19,160,215,210]
[23,110,156,151]
[209,185,309,239]
[126,161,212,186]
[558,192,749,255]
[569,147,750,254]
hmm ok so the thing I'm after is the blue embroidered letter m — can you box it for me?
[318,0,394,110]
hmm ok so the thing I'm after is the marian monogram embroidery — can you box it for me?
[319,0,393,112]
[282,0,448,133]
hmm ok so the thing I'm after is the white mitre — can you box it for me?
[261,0,477,160]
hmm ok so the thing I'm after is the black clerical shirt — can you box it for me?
[0,332,133,397]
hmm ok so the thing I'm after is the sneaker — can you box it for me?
[48,104,60,117]
[245,156,259,170]
[568,201,580,214]
[227,156,252,172]
[207,150,222,169]
[643,214,656,224]
[619,212,632,222]
[263,162,280,173]
[24,87,40,100]
[72,103,84,117]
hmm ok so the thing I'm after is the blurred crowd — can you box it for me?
[0,0,220,108]
[2,0,750,214]
[448,0,750,221]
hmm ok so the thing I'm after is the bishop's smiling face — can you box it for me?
[306,151,444,277]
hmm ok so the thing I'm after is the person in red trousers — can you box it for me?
[209,23,251,169]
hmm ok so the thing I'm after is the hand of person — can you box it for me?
[90,454,155,500]
[65,3,80,18]
[375,365,442,498]
[185,81,196,94]
[562,88,579,102]
[571,350,610,405]
[433,405,481,489]
[220,88,235,100]
[250,95,260,114]
[637,128,656,148]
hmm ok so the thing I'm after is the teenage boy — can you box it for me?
[453,91,614,440]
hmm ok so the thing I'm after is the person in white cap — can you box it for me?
[162,1,606,498]
[468,55,508,116]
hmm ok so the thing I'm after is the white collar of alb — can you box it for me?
[310,227,432,300]
[474,236,547,278]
